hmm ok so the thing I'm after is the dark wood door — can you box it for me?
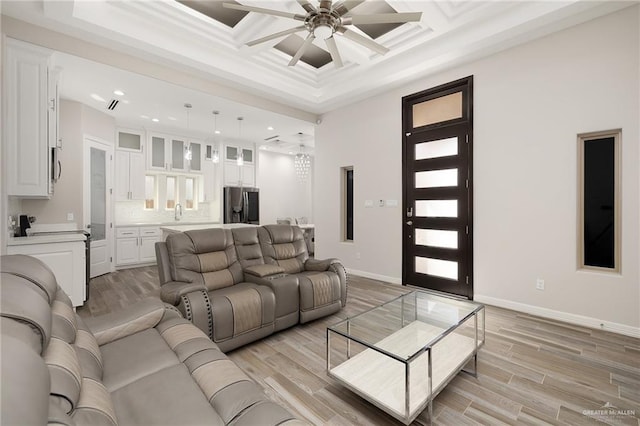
[402,77,473,299]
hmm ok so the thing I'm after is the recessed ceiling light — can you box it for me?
[214,130,221,134]
[168,116,177,121]
[90,93,105,102]
[151,118,159,122]
[113,89,125,96]
[267,126,274,131]
[288,151,294,154]
[121,99,130,104]
[140,115,149,119]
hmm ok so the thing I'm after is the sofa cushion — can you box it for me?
[298,271,342,312]
[111,363,224,425]
[100,328,180,391]
[232,227,264,268]
[259,225,308,274]
[166,229,244,291]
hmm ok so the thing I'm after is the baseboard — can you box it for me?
[475,294,640,338]
[346,268,402,285]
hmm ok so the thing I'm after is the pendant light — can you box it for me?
[212,111,220,163]
[184,103,192,161]
[236,117,244,166]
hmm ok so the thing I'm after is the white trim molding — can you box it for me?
[475,294,640,339]
[347,269,402,286]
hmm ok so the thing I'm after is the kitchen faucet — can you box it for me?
[175,203,183,221]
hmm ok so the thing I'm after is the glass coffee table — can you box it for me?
[327,290,485,424]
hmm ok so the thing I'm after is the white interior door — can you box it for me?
[84,138,113,278]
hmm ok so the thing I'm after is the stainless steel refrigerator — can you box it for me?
[223,186,260,224]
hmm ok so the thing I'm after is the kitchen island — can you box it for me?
[160,223,258,240]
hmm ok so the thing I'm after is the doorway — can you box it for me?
[84,137,113,278]
[402,77,473,299]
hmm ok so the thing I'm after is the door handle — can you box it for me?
[406,221,413,225]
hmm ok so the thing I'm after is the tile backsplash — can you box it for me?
[115,201,220,224]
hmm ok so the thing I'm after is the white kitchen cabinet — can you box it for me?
[7,240,86,307]
[148,133,203,172]
[201,160,217,202]
[224,163,255,187]
[117,128,143,152]
[115,150,145,201]
[4,38,58,198]
[116,226,161,267]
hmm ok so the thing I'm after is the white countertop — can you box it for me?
[161,223,258,233]
[7,233,87,246]
[116,221,220,228]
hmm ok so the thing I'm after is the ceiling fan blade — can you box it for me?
[319,0,332,11]
[350,12,422,25]
[288,33,316,66]
[296,0,316,13]
[247,26,306,47]
[223,3,306,21]
[332,0,365,17]
[325,36,343,68]
[338,27,389,55]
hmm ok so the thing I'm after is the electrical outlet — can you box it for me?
[67,213,74,221]
[355,252,361,259]
[536,279,545,290]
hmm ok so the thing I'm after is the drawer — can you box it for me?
[139,227,161,237]
[116,227,139,238]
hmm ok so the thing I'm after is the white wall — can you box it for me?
[315,7,639,334]
[22,101,115,226]
[258,150,313,225]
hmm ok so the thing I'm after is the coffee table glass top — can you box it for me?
[328,290,483,362]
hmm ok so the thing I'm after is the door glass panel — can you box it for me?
[415,137,458,160]
[415,169,458,188]
[412,92,462,128]
[415,229,458,249]
[172,140,184,169]
[90,148,106,241]
[145,175,155,210]
[166,176,176,209]
[185,177,194,209]
[190,143,201,171]
[152,137,165,168]
[415,256,458,280]
[118,132,141,150]
[415,200,457,218]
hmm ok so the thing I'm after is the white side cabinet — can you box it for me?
[116,226,161,267]
[115,150,145,201]
[223,145,255,187]
[7,241,86,307]
[4,38,58,198]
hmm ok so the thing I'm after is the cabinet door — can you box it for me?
[171,139,185,171]
[242,165,255,187]
[201,161,216,202]
[189,142,202,172]
[139,237,159,263]
[114,151,131,201]
[118,129,143,152]
[116,237,139,265]
[129,152,145,200]
[5,40,51,197]
[7,241,85,307]
[224,163,241,186]
[148,135,168,170]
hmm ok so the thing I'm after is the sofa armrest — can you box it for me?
[304,258,340,272]
[244,264,286,278]
[160,281,207,305]
[84,297,166,346]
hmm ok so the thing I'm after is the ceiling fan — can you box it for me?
[223,0,422,68]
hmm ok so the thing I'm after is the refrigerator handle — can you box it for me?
[243,192,249,223]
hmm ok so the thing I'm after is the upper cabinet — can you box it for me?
[4,38,59,198]
[224,144,255,187]
[117,128,143,152]
[147,133,202,173]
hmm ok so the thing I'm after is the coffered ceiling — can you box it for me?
[1,1,633,117]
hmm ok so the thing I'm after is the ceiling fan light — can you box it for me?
[314,24,333,40]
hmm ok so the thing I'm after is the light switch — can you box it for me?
[364,200,373,208]
[386,199,398,207]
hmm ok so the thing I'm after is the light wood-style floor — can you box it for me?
[78,267,640,425]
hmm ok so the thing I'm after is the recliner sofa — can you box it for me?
[0,254,304,426]
[156,224,347,352]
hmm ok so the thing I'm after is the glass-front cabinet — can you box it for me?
[147,133,203,172]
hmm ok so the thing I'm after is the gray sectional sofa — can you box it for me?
[0,254,305,425]
[156,224,348,352]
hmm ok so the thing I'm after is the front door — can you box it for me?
[84,138,113,278]
[402,77,474,298]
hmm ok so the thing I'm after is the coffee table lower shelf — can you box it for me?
[328,321,476,424]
